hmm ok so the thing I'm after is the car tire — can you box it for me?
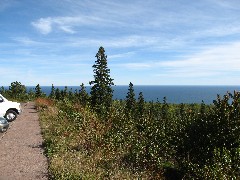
[5,110,17,122]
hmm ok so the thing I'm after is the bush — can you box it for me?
[37,91,240,179]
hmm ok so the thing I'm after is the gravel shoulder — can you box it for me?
[0,102,48,180]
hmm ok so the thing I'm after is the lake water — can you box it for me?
[28,85,240,104]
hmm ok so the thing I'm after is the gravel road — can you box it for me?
[0,102,48,180]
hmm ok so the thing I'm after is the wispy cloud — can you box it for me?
[13,37,43,46]
[113,41,240,81]
[32,18,52,34]
[108,51,135,59]
[153,41,240,84]
[32,15,108,34]
[159,42,240,70]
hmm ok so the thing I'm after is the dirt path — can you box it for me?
[0,102,48,180]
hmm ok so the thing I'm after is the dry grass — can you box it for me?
[37,99,153,179]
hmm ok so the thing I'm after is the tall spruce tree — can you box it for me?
[125,82,136,112]
[89,47,114,112]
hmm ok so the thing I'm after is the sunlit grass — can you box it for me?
[37,98,152,179]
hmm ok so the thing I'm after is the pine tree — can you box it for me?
[35,84,43,98]
[89,47,114,113]
[137,92,145,117]
[49,84,56,99]
[60,86,68,99]
[78,83,89,107]
[55,88,61,100]
[125,82,136,112]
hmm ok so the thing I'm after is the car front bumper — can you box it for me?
[0,122,9,132]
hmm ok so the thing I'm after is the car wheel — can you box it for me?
[5,110,17,122]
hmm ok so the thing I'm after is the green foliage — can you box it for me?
[89,47,114,114]
[49,84,56,99]
[38,90,240,179]
[1,82,42,101]
[35,84,45,98]
[8,81,27,100]
[55,88,61,100]
[177,92,240,178]
[125,82,136,113]
[137,92,145,114]
[76,83,89,107]
[0,86,6,95]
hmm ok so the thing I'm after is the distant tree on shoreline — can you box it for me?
[9,81,27,100]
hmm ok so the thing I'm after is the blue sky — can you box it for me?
[1,0,240,86]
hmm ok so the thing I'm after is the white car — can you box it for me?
[0,94,22,121]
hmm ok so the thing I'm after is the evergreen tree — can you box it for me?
[68,88,74,101]
[35,84,43,98]
[55,88,61,100]
[0,86,6,95]
[49,84,56,99]
[89,47,114,112]
[125,82,136,112]
[162,96,168,119]
[78,83,89,107]
[9,81,27,99]
[137,92,145,117]
[60,86,68,99]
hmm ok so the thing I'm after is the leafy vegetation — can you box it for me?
[35,91,240,179]
[1,47,240,179]
[0,81,44,101]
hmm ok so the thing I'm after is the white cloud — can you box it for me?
[152,41,240,84]
[13,37,42,46]
[32,18,52,34]
[59,26,76,34]
[112,41,240,84]
[159,42,240,71]
[108,51,135,59]
[31,16,105,34]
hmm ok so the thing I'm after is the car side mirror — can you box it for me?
[0,98,4,103]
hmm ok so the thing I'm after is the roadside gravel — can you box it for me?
[0,102,48,180]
